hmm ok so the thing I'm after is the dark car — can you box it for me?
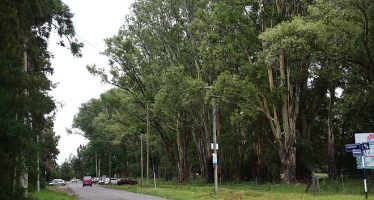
[117,178,138,185]
[83,176,92,187]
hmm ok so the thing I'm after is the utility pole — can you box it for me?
[98,158,101,177]
[140,134,144,188]
[95,150,98,178]
[146,104,149,185]
[212,97,218,194]
[153,163,157,189]
[36,134,40,192]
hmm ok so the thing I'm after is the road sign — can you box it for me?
[362,142,370,150]
[353,149,363,157]
[210,143,219,150]
[346,143,361,152]
[212,153,217,165]
[355,133,374,169]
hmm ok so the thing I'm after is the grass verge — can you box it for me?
[108,178,371,200]
[32,187,75,200]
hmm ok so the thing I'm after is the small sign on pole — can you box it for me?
[212,153,217,165]
[211,143,219,150]
[345,143,361,152]
[352,149,363,157]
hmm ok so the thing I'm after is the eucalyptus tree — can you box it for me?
[88,0,217,182]
[0,0,81,197]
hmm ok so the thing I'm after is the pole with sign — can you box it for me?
[345,142,369,200]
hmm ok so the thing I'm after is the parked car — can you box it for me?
[48,179,66,186]
[117,178,138,185]
[98,178,105,185]
[103,177,110,185]
[110,178,118,185]
[70,178,78,183]
[82,176,92,187]
[92,177,100,183]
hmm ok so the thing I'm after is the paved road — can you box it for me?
[67,182,166,200]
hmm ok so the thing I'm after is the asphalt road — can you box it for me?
[67,182,166,200]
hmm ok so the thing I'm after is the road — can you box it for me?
[66,182,166,200]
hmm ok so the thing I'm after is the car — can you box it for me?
[103,177,110,185]
[110,178,118,185]
[48,179,66,186]
[98,178,105,185]
[71,178,78,183]
[117,178,138,185]
[92,177,100,183]
[82,176,92,187]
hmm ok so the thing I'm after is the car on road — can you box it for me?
[48,179,66,186]
[82,176,92,187]
[71,178,78,183]
[117,178,138,185]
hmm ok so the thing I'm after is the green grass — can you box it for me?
[32,187,75,200]
[109,178,372,200]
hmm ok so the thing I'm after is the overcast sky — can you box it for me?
[48,0,134,164]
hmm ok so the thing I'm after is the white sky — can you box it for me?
[48,0,134,164]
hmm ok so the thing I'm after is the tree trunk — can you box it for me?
[108,147,112,180]
[327,87,336,178]
[176,115,189,182]
[279,133,297,184]
[193,106,211,183]
[261,48,298,184]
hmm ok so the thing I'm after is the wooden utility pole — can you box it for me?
[140,134,144,187]
[212,97,218,194]
[95,150,98,177]
[146,104,150,185]
[36,134,40,192]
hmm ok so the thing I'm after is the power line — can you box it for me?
[75,33,105,54]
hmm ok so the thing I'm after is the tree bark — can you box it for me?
[194,105,211,183]
[108,147,112,180]
[261,48,298,184]
[327,87,336,178]
[176,114,189,182]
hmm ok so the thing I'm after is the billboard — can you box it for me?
[355,133,374,169]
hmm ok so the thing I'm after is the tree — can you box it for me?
[0,0,82,198]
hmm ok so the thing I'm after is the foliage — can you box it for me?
[0,0,81,198]
[71,0,374,185]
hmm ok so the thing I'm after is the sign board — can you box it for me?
[210,143,219,150]
[355,133,374,169]
[353,149,363,157]
[212,153,217,165]
[346,143,362,152]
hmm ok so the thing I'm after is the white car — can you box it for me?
[110,178,118,185]
[48,179,66,186]
[98,179,105,185]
